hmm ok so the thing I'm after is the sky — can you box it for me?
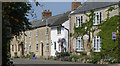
[27,2,72,22]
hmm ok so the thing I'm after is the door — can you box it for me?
[41,43,43,56]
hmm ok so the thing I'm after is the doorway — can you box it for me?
[41,42,43,56]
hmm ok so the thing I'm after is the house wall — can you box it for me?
[10,27,51,58]
[70,4,119,53]
[51,20,69,56]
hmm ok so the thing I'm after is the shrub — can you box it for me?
[14,52,18,58]
[30,52,34,59]
[60,52,70,57]
[89,56,100,64]
[68,55,79,62]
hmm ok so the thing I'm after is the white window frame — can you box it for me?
[93,12,102,25]
[29,31,31,38]
[46,42,49,52]
[29,42,31,52]
[93,36,101,52]
[76,16,83,27]
[36,43,39,51]
[76,37,83,51]
[36,29,38,37]
[25,43,27,51]
[46,27,49,35]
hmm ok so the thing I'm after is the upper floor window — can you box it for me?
[57,27,61,34]
[93,12,102,25]
[29,31,31,38]
[76,16,83,27]
[36,44,38,51]
[46,28,49,35]
[36,29,38,37]
[93,36,101,52]
[76,37,83,51]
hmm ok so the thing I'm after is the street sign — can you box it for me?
[112,32,116,39]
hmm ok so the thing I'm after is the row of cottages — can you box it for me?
[10,9,71,58]
[69,2,119,56]
[10,2,119,58]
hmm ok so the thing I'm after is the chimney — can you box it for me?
[72,1,81,11]
[42,10,52,19]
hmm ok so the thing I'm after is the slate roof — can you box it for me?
[31,11,71,28]
[70,2,118,15]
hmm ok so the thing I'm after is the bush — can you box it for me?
[89,56,100,64]
[68,55,79,62]
[14,52,18,58]
[60,52,70,57]
[30,52,34,59]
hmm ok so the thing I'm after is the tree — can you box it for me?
[2,2,41,66]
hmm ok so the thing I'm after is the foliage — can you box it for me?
[70,33,73,37]
[98,15,119,59]
[30,52,35,59]
[68,55,79,62]
[74,10,94,41]
[14,52,18,58]
[60,52,70,57]
[2,2,41,65]
[106,7,116,19]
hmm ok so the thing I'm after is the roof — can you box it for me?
[31,11,71,28]
[70,2,118,15]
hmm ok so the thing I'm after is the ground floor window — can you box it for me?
[25,44,27,51]
[93,36,101,52]
[76,37,83,51]
[29,42,31,52]
[36,44,38,51]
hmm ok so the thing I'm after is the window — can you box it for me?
[76,16,83,27]
[29,31,31,38]
[93,36,101,52]
[76,37,83,51]
[54,42,56,50]
[36,29,38,37]
[36,44,38,51]
[12,45,14,51]
[46,28,49,35]
[29,42,31,52]
[25,43,27,51]
[59,44,61,51]
[57,27,61,34]
[46,43,49,51]
[93,12,102,25]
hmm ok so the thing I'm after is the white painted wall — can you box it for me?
[51,20,69,56]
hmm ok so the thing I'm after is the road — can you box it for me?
[13,58,85,64]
